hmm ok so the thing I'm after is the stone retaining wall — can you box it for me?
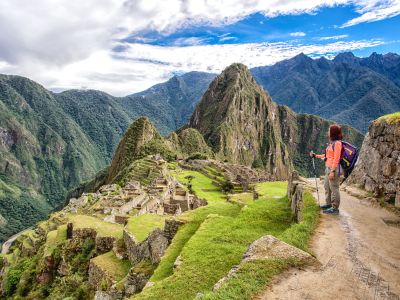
[348,120,400,206]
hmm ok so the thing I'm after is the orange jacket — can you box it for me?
[316,141,342,170]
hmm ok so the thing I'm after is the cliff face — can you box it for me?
[184,63,364,179]
[348,113,400,205]
[186,63,290,179]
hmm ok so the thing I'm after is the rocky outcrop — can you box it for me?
[348,117,400,205]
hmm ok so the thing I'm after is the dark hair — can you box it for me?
[329,124,343,141]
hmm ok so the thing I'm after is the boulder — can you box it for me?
[213,235,317,291]
[243,235,314,263]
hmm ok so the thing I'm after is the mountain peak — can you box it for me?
[185,62,290,177]
[333,52,358,64]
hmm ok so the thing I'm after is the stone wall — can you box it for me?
[287,171,306,222]
[348,120,400,205]
[124,219,183,264]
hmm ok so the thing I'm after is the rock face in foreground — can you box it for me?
[348,114,400,205]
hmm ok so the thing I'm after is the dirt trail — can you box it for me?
[258,179,400,300]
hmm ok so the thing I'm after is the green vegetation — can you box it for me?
[376,112,400,124]
[134,171,318,300]
[254,181,287,198]
[229,192,253,205]
[67,214,123,239]
[113,156,164,187]
[126,214,168,242]
[43,225,67,257]
[0,72,214,244]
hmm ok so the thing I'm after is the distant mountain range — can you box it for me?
[251,52,400,132]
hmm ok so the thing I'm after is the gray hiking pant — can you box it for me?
[324,167,340,209]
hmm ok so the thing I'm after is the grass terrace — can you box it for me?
[91,251,131,282]
[126,214,168,242]
[67,214,123,239]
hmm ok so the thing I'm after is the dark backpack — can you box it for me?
[333,141,359,178]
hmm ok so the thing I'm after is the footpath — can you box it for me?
[259,179,400,300]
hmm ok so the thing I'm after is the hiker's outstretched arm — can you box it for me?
[315,154,325,159]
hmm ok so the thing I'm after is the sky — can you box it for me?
[0,0,399,96]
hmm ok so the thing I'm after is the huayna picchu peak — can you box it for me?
[185,63,289,179]
[184,63,364,179]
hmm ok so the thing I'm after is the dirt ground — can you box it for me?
[258,179,400,300]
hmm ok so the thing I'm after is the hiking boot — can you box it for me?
[320,204,332,209]
[323,207,339,214]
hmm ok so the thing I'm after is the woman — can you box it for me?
[310,124,343,214]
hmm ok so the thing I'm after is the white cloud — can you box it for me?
[0,0,394,96]
[0,0,353,67]
[341,0,400,27]
[0,39,383,96]
[290,32,306,37]
[172,37,211,46]
[319,34,349,40]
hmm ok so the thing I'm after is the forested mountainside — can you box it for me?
[0,72,214,244]
[0,75,104,243]
[251,52,400,132]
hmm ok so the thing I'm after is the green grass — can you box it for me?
[132,165,319,300]
[91,251,131,281]
[67,214,123,239]
[279,191,320,252]
[199,191,319,300]
[254,181,287,198]
[376,111,400,124]
[229,192,253,205]
[126,214,168,242]
[171,169,226,202]
[149,169,241,283]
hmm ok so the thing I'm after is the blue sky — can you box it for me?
[126,4,400,56]
[0,0,399,95]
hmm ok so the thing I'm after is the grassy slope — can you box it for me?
[133,167,319,300]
